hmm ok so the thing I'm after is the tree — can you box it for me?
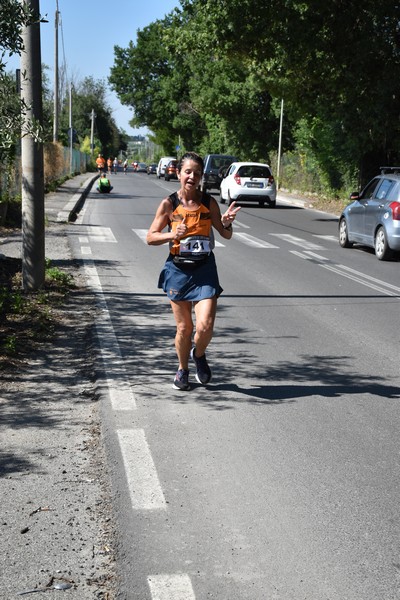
[58,76,122,157]
[0,0,33,149]
[174,0,400,185]
[110,7,288,160]
[110,0,400,188]
[109,17,205,153]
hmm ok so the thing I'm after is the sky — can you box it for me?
[8,0,181,136]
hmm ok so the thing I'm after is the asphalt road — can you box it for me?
[67,168,400,600]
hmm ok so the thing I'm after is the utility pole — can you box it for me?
[20,0,45,291]
[276,99,284,190]
[69,82,73,173]
[90,108,96,157]
[53,3,59,142]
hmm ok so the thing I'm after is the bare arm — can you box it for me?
[209,197,241,239]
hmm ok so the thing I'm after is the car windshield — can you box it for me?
[210,157,236,169]
[237,166,271,178]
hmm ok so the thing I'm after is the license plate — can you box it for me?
[246,182,263,188]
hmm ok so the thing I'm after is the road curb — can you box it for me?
[56,173,99,223]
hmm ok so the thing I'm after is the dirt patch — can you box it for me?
[0,227,118,598]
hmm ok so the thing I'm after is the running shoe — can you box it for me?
[191,347,212,384]
[173,368,190,391]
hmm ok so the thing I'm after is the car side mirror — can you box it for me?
[350,192,360,200]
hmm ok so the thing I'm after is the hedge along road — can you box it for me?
[67,166,400,600]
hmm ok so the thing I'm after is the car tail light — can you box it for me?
[234,174,241,185]
[268,176,274,185]
[389,201,400,220]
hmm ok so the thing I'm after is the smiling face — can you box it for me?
[178,157,203,192]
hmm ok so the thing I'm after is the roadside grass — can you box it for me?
[0,258,74,368]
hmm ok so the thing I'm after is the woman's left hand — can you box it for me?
[221,201,241,228]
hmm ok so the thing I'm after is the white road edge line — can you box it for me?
[321,264,400,299]
[303,250,330,261]
[118,429,167,511]
[338,264,400,293]
[84,260,137,411]
[290,250,310,260]
[147,573,196,600]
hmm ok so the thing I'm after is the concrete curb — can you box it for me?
[56,173,99,223]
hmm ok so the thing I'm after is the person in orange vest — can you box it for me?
[96,154,106,173]
[107,157,113,172]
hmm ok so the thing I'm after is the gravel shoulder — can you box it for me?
[0,223,117,599]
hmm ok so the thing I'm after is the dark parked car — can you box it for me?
[147,163,157,175]
[339,166,400,260]
[200,154,239,192]
[164,159,178,181]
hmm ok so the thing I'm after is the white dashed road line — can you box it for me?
[233,232,279,248]
[117,429,167,511]
[85,226,117,243]
[270,233,323,250]
[147,573,196,600]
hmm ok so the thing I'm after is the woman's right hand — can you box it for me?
[174,218,187,239]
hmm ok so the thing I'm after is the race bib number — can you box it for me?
[179,236,211,257]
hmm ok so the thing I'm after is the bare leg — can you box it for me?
[193,297,217,356]
[170,300,194,369]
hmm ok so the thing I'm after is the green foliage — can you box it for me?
[0,0,32,64]
[45,266,73,287]
[110,0,400,189]
[0,2,48,150]
[80,135,100,157]
[58,76,122,157]
[4,334,17,354]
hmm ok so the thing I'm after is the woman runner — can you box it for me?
[146,151,240,390]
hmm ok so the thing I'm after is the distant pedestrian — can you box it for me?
[96,153,106,173]
[123,159,128,174]
[113,157,118,174]
[107,157,113,173]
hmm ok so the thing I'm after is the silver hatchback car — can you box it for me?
[339,167,400,260]
[220,162,277,208]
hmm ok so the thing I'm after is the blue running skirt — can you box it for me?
[158,253,223,301]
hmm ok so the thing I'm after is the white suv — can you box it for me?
[220,162,277,208]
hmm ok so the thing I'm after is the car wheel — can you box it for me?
[165,175,169,181]
[339,218,353,248]
[375,226,393,260]
[228,191,235,206]
[269,200,276,208]
[259,199,266,207]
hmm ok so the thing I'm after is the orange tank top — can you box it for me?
[169,193,213,256]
